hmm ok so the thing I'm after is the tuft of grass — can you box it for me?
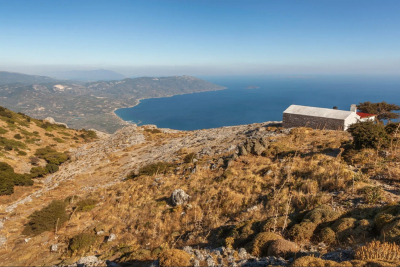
[69,233,97,254]
[355,241,400,261]
[76,198,98,212]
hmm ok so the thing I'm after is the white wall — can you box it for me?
[344,113,361,130]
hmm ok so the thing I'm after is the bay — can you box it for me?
[115,75,400,130]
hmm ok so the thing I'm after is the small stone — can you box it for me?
[238,248,248,260]
[195,249,205,261]
[183,246,193,254]
[24,238,31,243]
[50,244,58,252]
[206,255,215,267]
[96,230,105,235]
[107,233,117,242]
[193,259,200,267]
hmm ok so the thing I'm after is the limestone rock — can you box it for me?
[50,244,58,252]
[77,255,99,265]
[107,233,117,242]
[171,189,191,206]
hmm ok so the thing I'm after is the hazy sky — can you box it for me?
[0,0,399,76]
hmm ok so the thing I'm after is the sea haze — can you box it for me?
[115,76,400,130]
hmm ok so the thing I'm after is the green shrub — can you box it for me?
[45,164,59,173]
[288,222,317,241]
[0,127,7,135]
[0,175,14,195]
[0,162,33,195]
[76,198,98,212]
[385,122,400,135]
[250,232,282,257]
[69,233,97,254]
[0,107,13,118]
[45,133,54,137]
[348,121,389,150]
[0,137,26,150]
[35,147,68,165]
[53,137,65,143]
[319,227,336,244]
[30,166,48,178]
[302,205,341,224]
[80,129,98,139]
[22,200,68,236]
[14,134,23,140]
[129,162,174,178]
[17,151,27,156]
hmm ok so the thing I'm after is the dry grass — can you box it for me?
[3,127,400,265]
[355,241,400,262]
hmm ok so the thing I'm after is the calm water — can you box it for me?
[115,76,400,130]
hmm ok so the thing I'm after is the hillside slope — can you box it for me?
[1,120,400,266]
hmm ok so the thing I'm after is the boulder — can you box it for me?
[267,239,299,258]
[77,255,99,265]
[171,189,191,206]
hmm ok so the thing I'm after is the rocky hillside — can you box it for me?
[1,118,400,267]
[0,106,99,201]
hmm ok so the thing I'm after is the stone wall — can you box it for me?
[283,113,345,130]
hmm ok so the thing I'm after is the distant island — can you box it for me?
[245,85,260,89]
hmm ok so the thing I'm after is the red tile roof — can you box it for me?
[357,112,376,118]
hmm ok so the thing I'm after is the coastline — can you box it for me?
[112,87,228,127]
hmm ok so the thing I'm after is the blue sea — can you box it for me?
[115,75,400,130]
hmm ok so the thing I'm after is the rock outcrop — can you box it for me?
[171,189,191,206]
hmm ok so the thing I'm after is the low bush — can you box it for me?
[348,121,389,150]
[361,186,385,204]
[129,162,174,178]
[53,137,65,143]
[30,166,48,178]
[22,200,68,236]
[302,205,341,224]
[17,151,27,156]
[80,129,98,140]
[69,233,97,254]
[250,232,282,257]
[35,147,68,165]
[288,222,317,242]
[0,127,8,135]
[76,198,98,212]
[158,249,191,267]
[0,137,27,150]
[14,134,23,140]
[0,162,33,195]
[45,164,59,174]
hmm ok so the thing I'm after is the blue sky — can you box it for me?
[0,0,399,76]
